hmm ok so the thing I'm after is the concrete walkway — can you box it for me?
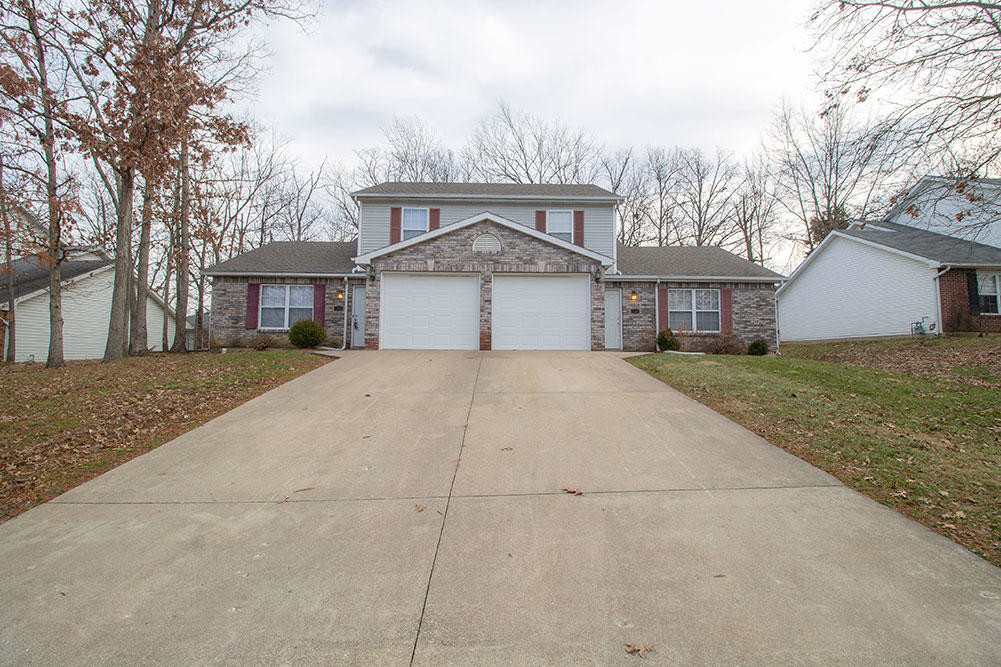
[1,351,999,664]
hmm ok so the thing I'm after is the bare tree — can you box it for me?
[768,102,901,251]
[731,157,777,264]
[669,147,741,247]
[812,0,1001,175]
[464,102,601,184]
[601,148,654,246]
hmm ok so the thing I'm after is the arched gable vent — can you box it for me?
[472,233,501,253]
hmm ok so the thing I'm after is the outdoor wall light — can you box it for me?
[336,291,345,300]
[630,291,638,301]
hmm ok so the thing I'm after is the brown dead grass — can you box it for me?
[0,349,330,521]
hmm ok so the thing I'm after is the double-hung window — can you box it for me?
[979,272,1000,314]
[260,285,313,330]
[402,208,429,240]
[546,210,573,242]
[668,289,721,332]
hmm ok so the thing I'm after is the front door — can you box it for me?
[604,288,622,350]
[351,285,367,348]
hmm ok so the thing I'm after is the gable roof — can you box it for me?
[352,182,622,202]
[353,211,614,266]
[842,220,1001,266]
[203,241,358,277]
[1,256,114,304]
[884,175,1001,222]
[614,244,784,281]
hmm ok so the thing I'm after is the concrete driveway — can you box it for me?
[1,351,999,664]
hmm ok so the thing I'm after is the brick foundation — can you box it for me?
[939,268,1001,333]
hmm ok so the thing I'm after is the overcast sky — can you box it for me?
[245,0,819,172]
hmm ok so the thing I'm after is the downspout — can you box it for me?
[934,265,950,336]
[654,278,661,350]
[337,276,349,350]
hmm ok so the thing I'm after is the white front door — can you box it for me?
[351,285,366,348]
[604,288,622,350]
[492,275,590,350]
[380,273,480,350]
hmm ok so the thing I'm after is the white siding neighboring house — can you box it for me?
[777,220,1001,342]
[1,257,176,362]
[886,176,1001,248]
[778,234,939,341]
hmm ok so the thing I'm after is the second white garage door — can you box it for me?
[492,275,590,350]
[381,273,480,350]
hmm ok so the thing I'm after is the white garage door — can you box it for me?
[381,273,480,350]
[492,275,590,350]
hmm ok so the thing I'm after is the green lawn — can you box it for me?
[629,338,1001,567]
[1,349,331,521]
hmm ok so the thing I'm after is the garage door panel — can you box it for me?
[381,274,479,350]
[492,275,589,350]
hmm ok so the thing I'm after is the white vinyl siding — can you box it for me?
[778,236,938,342]
[358,200,615,258]
[2,268,176,362]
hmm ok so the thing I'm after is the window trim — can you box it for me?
[546,210,574,242]
[667,288,722,333]
[401,207,430,240]
[978,271,1001,316]
[258,284,314,331]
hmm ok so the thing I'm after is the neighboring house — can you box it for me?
[777,220,1001,341]
[883,175,1001,248]
[205,182,783,352]
[1,254,177,362]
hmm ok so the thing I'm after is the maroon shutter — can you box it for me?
[657,287,669,334]
[390,207,402,244]
[721,288,733,333]
[573,210,584,245]
[535,210,547,232]
[429,208,440,231]
[313,284,326,324]
[245,283,260,329]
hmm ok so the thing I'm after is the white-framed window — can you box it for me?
[546,210,573,242]
[978,272,1000,314]
[260,284,313,330]
[402,208,429,240]
[668,288,721,332]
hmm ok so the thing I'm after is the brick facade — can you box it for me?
[605,279,778,353]
[210,275,365,347]
[364,219,605,350]
[939,268,1001,333]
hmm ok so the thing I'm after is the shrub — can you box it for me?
[709,333,743,355]
[250,334,275,351]
[747,338,769,356]
[657,329,680,352]
[288,318,326,348]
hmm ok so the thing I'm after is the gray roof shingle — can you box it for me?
[352,182,621,200]
[1,256,114,304]
[614,244,784,280]
[204,241,358,276]
[842,221,1001,266]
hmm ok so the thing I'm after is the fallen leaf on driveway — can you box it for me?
[624,643,653,658]
[277,496,289,503]
[415,504,426,512]
[294,487,315,493]
[561,487,583,496]
[500,447,513,451]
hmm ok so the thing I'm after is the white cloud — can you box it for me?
[243,0,817,169]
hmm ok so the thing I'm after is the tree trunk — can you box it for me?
[104,167,135,362]
[170,137,190,353]
[1,161,14,363]
[25,4,64,368]
[130,179,154,354]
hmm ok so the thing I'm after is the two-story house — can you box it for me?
[205,183,783,352]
